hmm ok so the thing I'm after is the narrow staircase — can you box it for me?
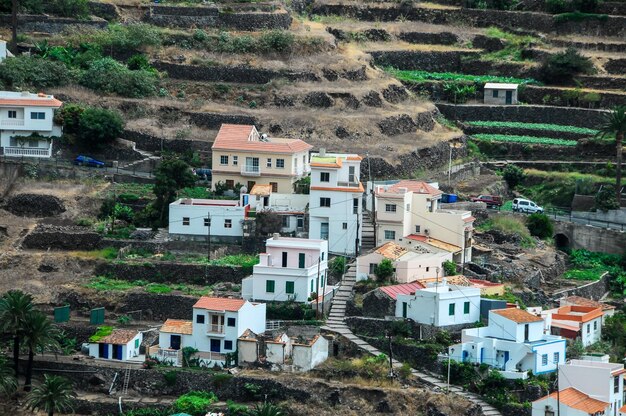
[326,261,357,327]
[361,211,376,252]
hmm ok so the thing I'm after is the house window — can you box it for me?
[204,218,211,227]
[406,204,410,211]
[321,252,325,261]
[384,230,395,240]
[463,302,470,314]
[276,159,285,168]
[224,340,233,350]
[310,279,314,293]
[320,172,330,182]
[225,180,234,188]
[227,317,236,327]
[232,155,238,166]
[416,225,421,233]
[297,216,304,228]
[282,216,289,228]
[270,182,278,193]
[342,222,347,230]
[402,302,408,318]
[286,281,295,294]
[448,303,455,316]
[220,155,229,165]
[426,267,430,272]
[587,323,590,334]
[196,314,205,324]
[224,219,232,228]
[353,198,359,214]
[369,263,376,274]
[385,204,396,213]
[299,253,305,268]
[182,217,190,226]
[594,321,597,330]
[266,280,275,293]
[348,166,355,183]
[320,197,331,207]
[615,376,620,393]
[553,352,559,364]
[267,158,272,168]
[9,137,17,147]
[28,139,38,148]
[30,112,45,120]
[320,274,325,287]
[247,181,255,190]
[7,110,16,119]
[493,90,499,98]
[542,354,548,366]
[282,252,288,267]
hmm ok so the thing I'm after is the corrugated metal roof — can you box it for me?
[379,282,426,300]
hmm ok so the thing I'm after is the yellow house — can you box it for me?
[211,124,312,194]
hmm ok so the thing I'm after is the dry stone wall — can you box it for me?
[0,14,107,33]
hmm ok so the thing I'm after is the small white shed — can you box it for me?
[483,83,519,105]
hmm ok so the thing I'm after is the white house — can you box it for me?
[88,329,142,362]
[532,387,610,416]
[557,358,625,416]
[449,308,566,379]
[150,297,266,367]
[308,149,363,256]
[395,280,481,327]
[241,184,309,235]
[357,240,453,283]
[483,83,518,105]
[168,198,249,243]
[241,235,329,303]
[541,305,603,347]
[0,91,63,158]
[375,180,474,263]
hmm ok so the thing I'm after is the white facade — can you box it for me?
[168,198,248,243]
[541,306,603,347]
[242,236,328,303]
[483,83,519,105]
[559,359,625,415]
[292,335,329,371]
[532,390,610,416]
[308,151,363,256]
[241,190,308,235]
[449,309,566,379]
[88,331,143,362]
[0,91,63,158]
[395,283,480,327]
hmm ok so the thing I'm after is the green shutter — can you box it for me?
[299,253,305,268]
[54,305,70,323]
[266,280,275,293]
[402,302,408,318]
[448,303,455,316]
[286,281,295,294]
[311,279,314,293]
[135,339,139,348]
[464,302,470,314]
[90,307,105,325]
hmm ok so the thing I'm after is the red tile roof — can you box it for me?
[96,329,139,345]
[561,295,616,311]
[385,180,443,196]
[161,319,193,335]
[552,305,603,323]
[212,124,312,154]
[539,388,608,414]
[0,97,63,107]
[379,282,426,300]
[193,296,247,312]
[375,242,408,260]
[492,308,543,323]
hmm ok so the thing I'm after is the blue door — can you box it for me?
[99,343,108,359]
[210,339,221,353]
[113,345,123,360]
[480,348,484,364]
[462,350,468,362]
[503,351,510,369]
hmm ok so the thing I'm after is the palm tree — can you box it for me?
[23,311,60,391]
[597,105,626,204]
[0,290,34,376]
[251,402,284,416]
[25,374,75,416]
[0,353,17,397]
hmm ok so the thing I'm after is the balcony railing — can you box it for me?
[241,166,261,177]
[148,346,182,366]
[4,147,51,158]
[207,324,225,334]
[1,119,25,127]
[337,180,360,188]
[195,351,227,362]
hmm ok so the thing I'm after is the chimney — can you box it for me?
[319,148,326,157]
[398,187,408,194]
[273,233,280,240]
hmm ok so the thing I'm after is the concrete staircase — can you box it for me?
[361,210,376,252]
[323,262,502,416]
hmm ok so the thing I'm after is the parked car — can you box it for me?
[193,168,212,181]
[74,155,105,168]
[512,198,543,214]
[470,195,503,208]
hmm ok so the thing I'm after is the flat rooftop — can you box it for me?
[172,198,240,206]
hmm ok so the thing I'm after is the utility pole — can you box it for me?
[386,330,394,378]
[448,144,453,186]
[206,213,211,262]
[355,205,360,258]
[461,229,467,275]
[316,256,321,320]
[556,360,560,416]
[447,348,452,394]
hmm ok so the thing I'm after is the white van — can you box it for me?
[512,198,543,214]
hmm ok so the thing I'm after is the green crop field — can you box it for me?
[472,134,577,146]
[385,69,539,85]
[468,121,598,135]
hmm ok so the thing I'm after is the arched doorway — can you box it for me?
[554,233,570,251]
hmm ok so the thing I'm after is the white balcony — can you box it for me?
[206,324,225,336]
[241,166,261,177]
[1,119,25,127]
[3,146,51,158]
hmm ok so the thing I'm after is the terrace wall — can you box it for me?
[0,14,107,33]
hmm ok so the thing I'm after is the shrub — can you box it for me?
[77,107,124,149]
[163,370,177,386]
[443,260,457,276]
[80,57,158,98]
[540,47,595,83]
[374,258,394,280]
[0,55,74,89]
[503,164,526,189]
[526,213,554,239]
[329,256,346,278]
[54,103,85,136]
[442,82,477,104]
[49,0,90,18]
[258,30,295,52]
[546,0,568,13]
[595,185,620,212]
[554,11,607,22]
[127,54,153,71]
[174,391,218,416]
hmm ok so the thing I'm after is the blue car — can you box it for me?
[74,155,105,168]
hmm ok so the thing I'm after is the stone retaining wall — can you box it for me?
[0,14,107,33]
[605,59,626,75]
[122,129,213,154]
[187,111,258,129]
[345,316,469,340]
[397,31,459,45]
[521,85,626,108]
[437,103,608,128]
[474,139,616,159]
[88,1,120,20]
[94,261,248,286]
[146,6,291,30]
[550,39,626,53]
[552,272,611,301]
[22,226,102,250]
